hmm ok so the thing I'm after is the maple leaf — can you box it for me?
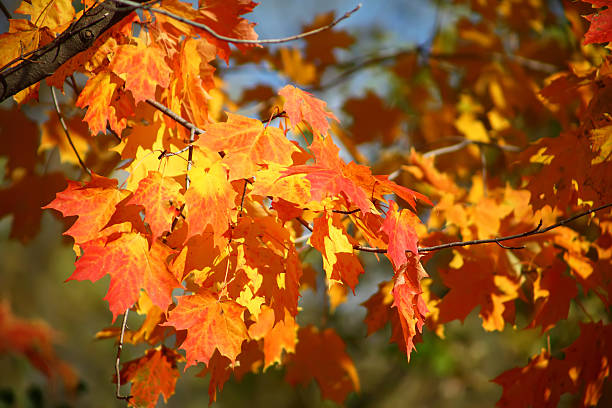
[75,72,125,135]
[492,349,574,408]
[562,321,612,406]
[157,0,258,62]
[40,111,89,165]
[119,347,180,408]
[278,48,317,85]
[381,200,420,268]
[163,291,248,367]
[184,162,237,247]
[127,171,184,240]
[165,38,216,129]
[309,212,363,291]
[70,233,180,321]
[285,326,359,404]
[0,104,39,174]
[437,249,520,331]
[248,306,297,369]
[278,85,339,135]
[343,91,403,145]
[199,113,300,181]
[527,250,578,333]
[391,257,429,361]
[110,40,172,105]
[43,174,128,246]
[582,1,612,44]
[284,136,373,213]
[15,0,75,32]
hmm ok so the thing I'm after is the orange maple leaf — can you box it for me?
[111,40,172,105]
[75,72,126,135]
[200,113,300,181]
[43,174,128,245]
[278,85,338,135]
[493,349,573,408]
[248,306,297,369]
[184,163,237,247]
[127,171,184,240]
[163,291,248,367]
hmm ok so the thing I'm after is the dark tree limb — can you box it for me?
[0,0,147,102]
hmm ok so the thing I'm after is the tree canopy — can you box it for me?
[0,0,611,407]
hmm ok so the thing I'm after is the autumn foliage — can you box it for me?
[1,0,612,407]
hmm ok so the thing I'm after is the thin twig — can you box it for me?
[145,99,205,134]
[422,140,471,158]
[112,0,361,44]
[115,309,132,402]
[51,87,92,176]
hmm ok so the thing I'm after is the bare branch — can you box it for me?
[51,87,92,177]
[112,0,361,44]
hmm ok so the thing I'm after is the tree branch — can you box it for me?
[145,99,205,134]
[0,0,147,102]
[112,0,361,44]
[0,1,12,21]
[347,203,611,254]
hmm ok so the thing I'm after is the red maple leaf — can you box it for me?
[70,233,180,321]
[583,1,612,44]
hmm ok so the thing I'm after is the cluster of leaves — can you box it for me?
[0,0,611,407]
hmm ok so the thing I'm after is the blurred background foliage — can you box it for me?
[1,0,610,407]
